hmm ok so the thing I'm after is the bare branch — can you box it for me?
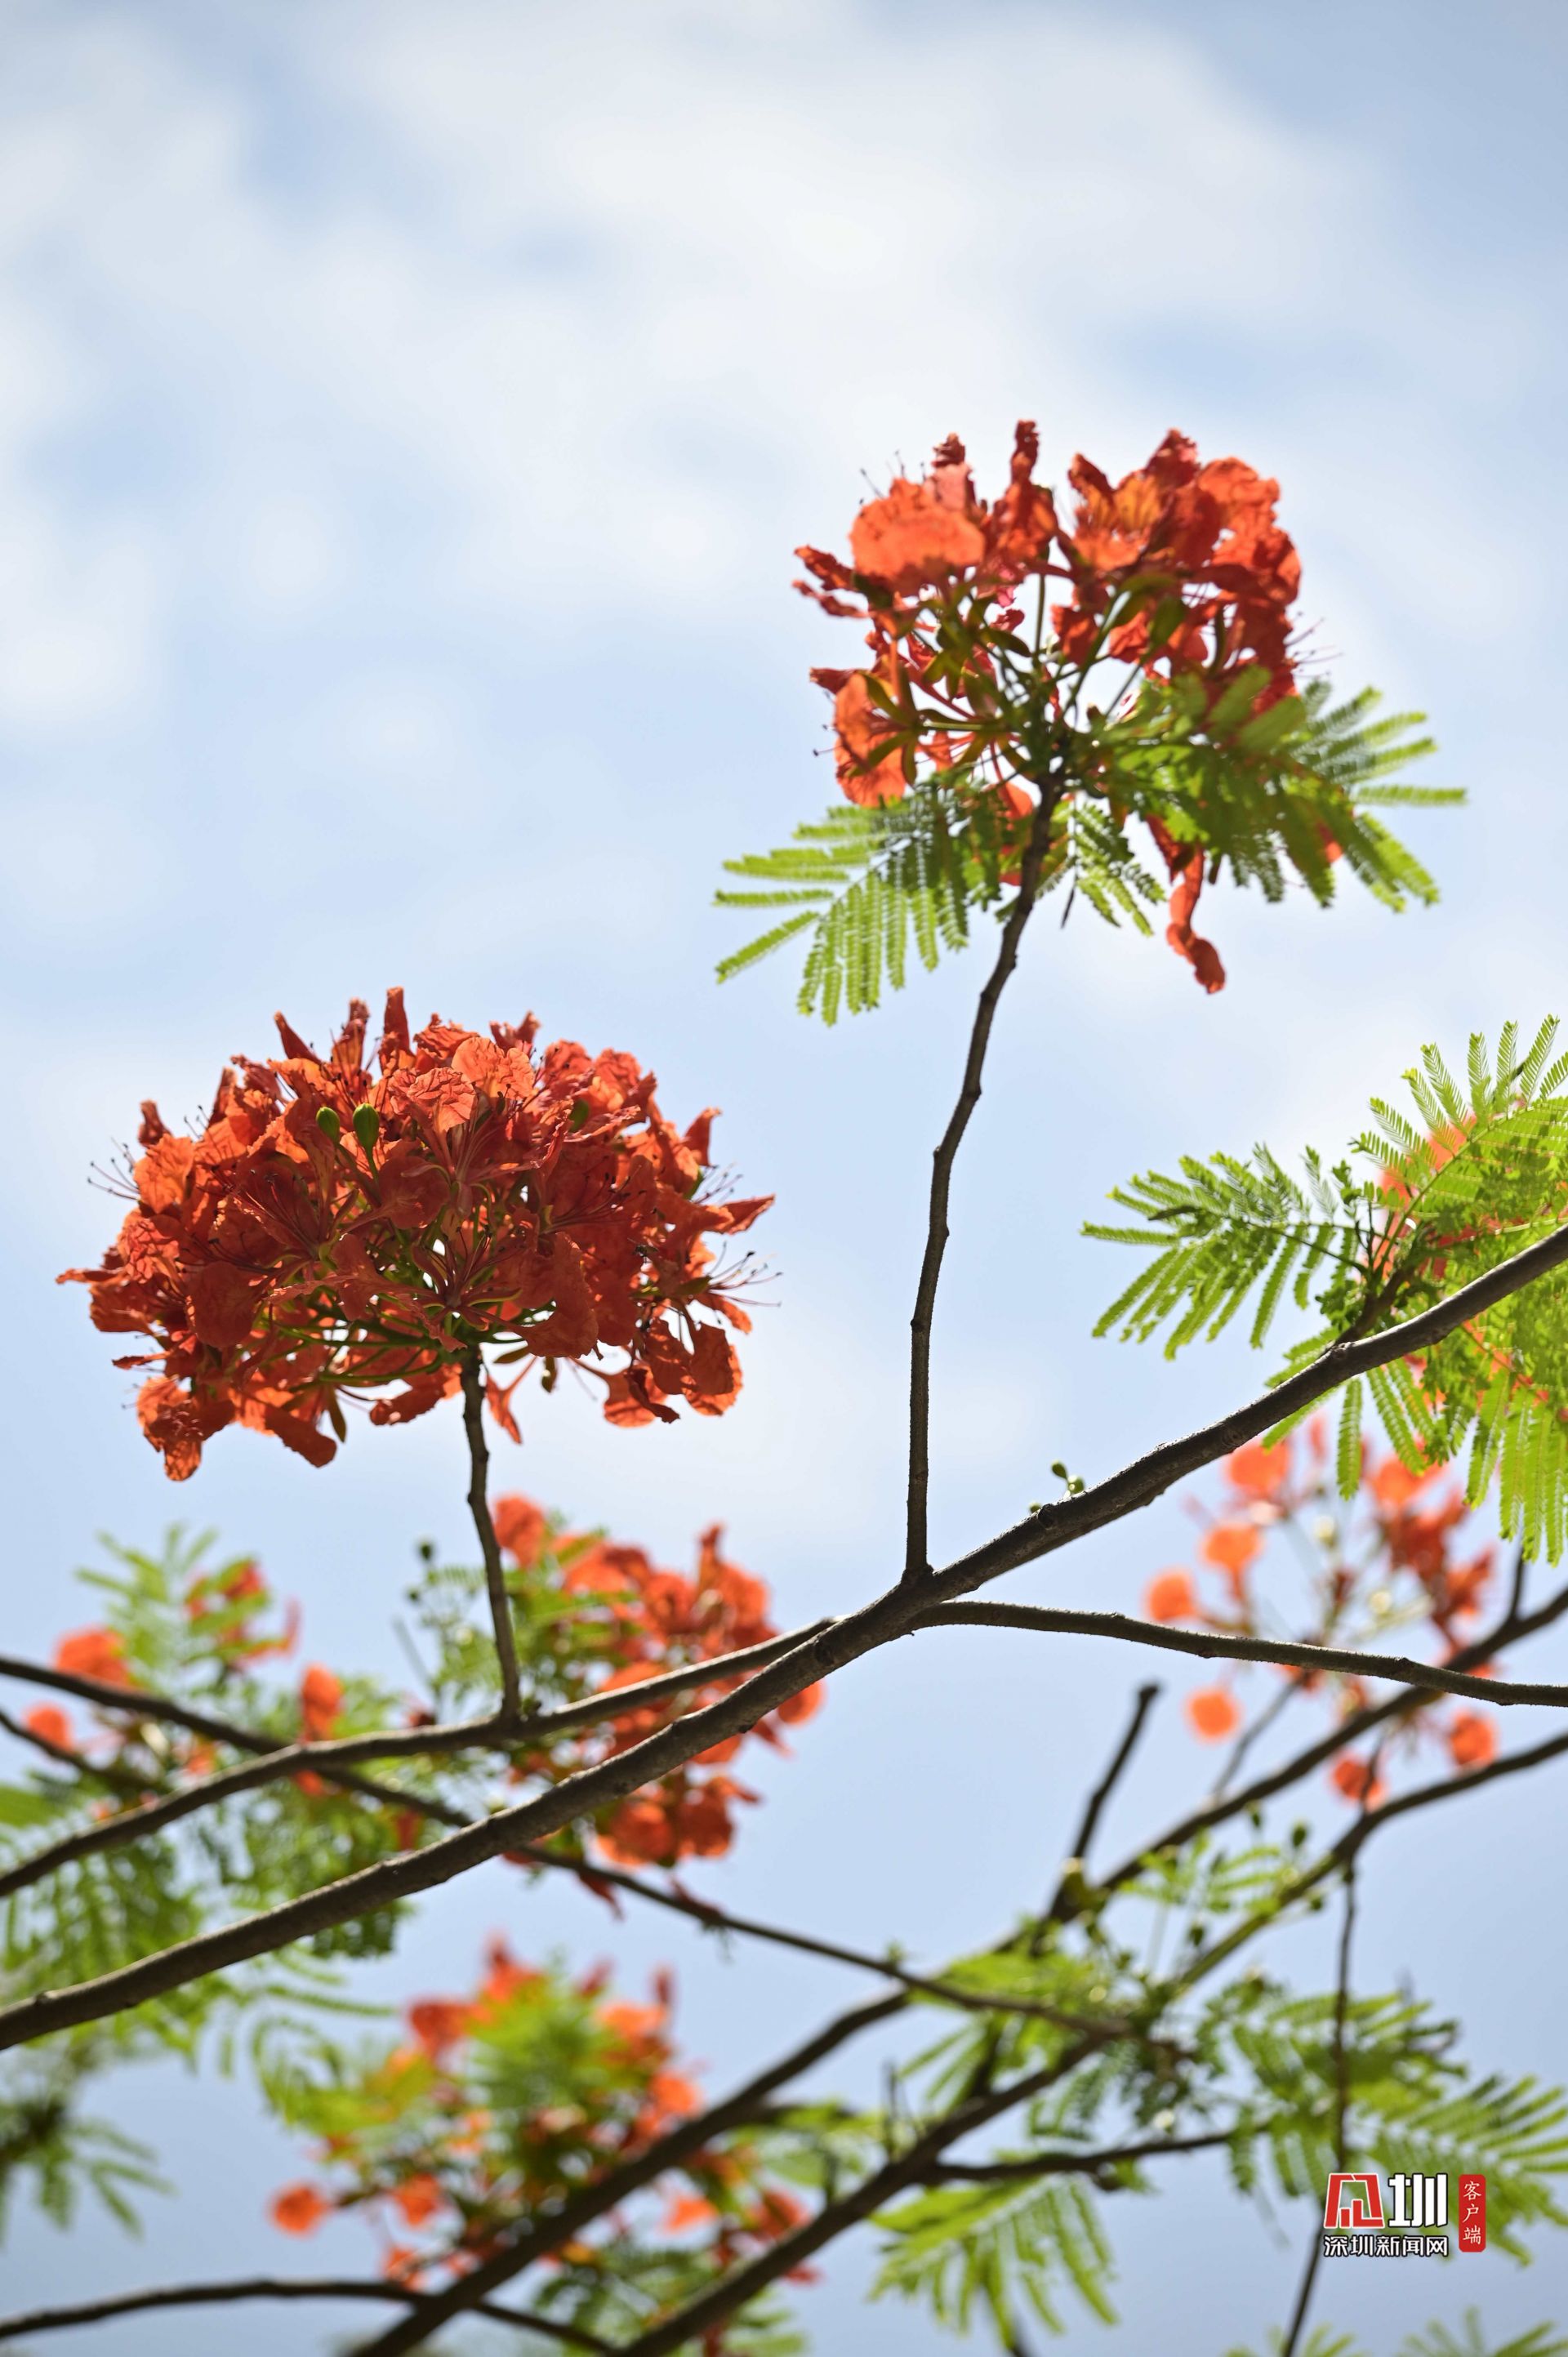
[906,788,1058,1582]
[460,1352,523,1721]
[924,2125,1232,2184]
[1280,1861,1357,2357]
[0,2275,608,2349]
[1036,1682,1160,1947]
[919,1600,1568,1711]
[1067,1680,1160,1869]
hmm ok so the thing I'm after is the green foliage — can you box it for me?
[1398,2317,1568,2357]
[0,2047,165,2235]
[715,777,1018,1023]
[1089,1019,1568,1556]
[872,2170,1119,2341]
[716,682,1446,1023]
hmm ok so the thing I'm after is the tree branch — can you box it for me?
[917,1600,1568,1711]
[1281,1861,1356,2357]
[460,1352,522,1722]
[906,788,1058,1582]
[934,1212,1568,1597]
[922,2125,1232,2183]
[0,2275,609,2349]
[1085,1572,1568,1911]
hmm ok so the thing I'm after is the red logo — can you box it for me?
[1324,2172,1386,2230]
[1459,2174,1486,2252]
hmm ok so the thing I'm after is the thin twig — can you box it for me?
[460,1352,522,1722]
[906,786,1058,1582]
[0,2275,609,2349]
[1036,1682,1159,1945]
[917,1600,1568,1710]
[924,2125,1232,2183]
[1087,1572,1568,1910]
[1280,1861,1357,2357]
[0,1708,149,1799]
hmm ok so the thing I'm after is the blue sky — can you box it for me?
[3,1,1568,2347]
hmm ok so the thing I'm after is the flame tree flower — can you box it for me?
[60,992,770,1478]
[719,421,1450,1021]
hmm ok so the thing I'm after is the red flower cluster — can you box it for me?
[496,1499,823,1869]
[61,992,769,1479]
[795,424,1303,993]
[270,1943,804,2307]
[1143,1429,1500,1791]
[1051,432,1298,708]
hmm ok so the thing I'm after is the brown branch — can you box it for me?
[923,2125,1232,2183]
[559,1857,1138,2034]
[0,1617,834,1908]
[933,1212,1568,1597]
[460,1351,522,1722]
[0,2275,608,2349]
[0,1708,149,1800]
[347,1993,906,2355]
[906,787,1058,1582]
[918,1600,1568,1711]
[1067,1679,1160,1869]
[1280,1861,1357,2357]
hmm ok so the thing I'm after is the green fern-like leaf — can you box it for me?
[1089,1019,1568,1554]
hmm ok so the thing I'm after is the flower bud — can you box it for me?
[352,1103,381,1154]
[315,1106,341,1143]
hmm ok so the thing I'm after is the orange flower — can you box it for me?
[299,1664,344,1742]
[1447,1711,1498,1770]
[1370,1455,1437,1513]
[1185,1687,1241,1740]
[1224,1437,1292,1501]
[271,2183,329,2234]
[24,1704,73,1749]
[1143,1570,1196,1624]
[54,1628,131,1687]
[390,2173,444,2228]
[62,993,769,1477]
[408,1998,470,2061]
[1330,1753,1387,1808]
[774,1680,825,1725]
[848,475,987,592]
[663,2191,719,2232]
[1200,1522,1263,1577]
[492,1495,547,1570]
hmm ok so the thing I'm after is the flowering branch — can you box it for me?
[345,1992,906,2355]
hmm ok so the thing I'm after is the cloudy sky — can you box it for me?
[4,1,1568,2348]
